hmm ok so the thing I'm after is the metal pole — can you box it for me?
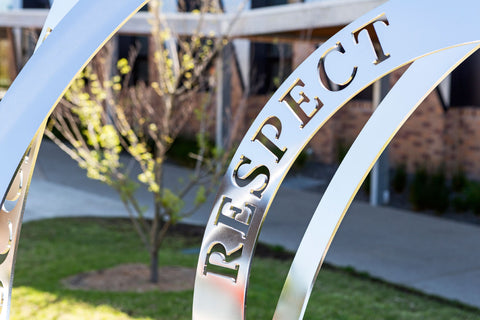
[11,0,22,70]
[370,75,390,206]
[215,43,232,151]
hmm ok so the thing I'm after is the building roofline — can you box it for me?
[0,0,387,40]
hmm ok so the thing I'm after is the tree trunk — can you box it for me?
[150,248,159,283]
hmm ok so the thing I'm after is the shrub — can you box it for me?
[336,140,350,164]
[292,149,310,170]
[391,164,407,193]
[409,167,429,211]
[362,172,371,196]
[452,194,468,212]
[428,169,449,213]
[167,136,203,168]
[409,166,449,213]
[464,181,480,215]
[451,167,467,192]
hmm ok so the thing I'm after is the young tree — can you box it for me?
[45,0,241,283]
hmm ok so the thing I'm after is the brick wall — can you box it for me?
[306,87,480,180]
[297,54,480,180]
[444,108,480,179]
[182,42,480,180]
[389,89,446,173]
[308,99,372,164]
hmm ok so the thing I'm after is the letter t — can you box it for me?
[353,15,390,65]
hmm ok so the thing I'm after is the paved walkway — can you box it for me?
[25,140,480,309]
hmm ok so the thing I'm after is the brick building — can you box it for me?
[2,0,480,181]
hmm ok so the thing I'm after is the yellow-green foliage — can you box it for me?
[64,67,123,186]
[45,0,231,278]
[12,218,480,320]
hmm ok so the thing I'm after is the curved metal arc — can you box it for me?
[0,1,149,318]
[194,1,480,318]
[0,130,43,320]
[0,0,76,208]
[0,1,84,317]
[273,43,480,320]
[35,0,80,52]
[0,0,149,204]
[0,0,478,319]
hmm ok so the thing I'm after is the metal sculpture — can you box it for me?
[0,0,478,319]
[0,1,148,318]
[0,2,80,316]
[193,1,480,319]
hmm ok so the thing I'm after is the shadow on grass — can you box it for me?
[11,217,480,320]
[13,218,197,319]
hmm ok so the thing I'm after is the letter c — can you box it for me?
[318,42,358,91]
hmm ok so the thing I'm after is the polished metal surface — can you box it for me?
[194,0,480,319]
[0,0,148,318]
[0,0,148,203]
[0,131,42,319]
[273,43,480,320]
[2,0,480,319]
[35,0,79,52]
[0,1,79,317]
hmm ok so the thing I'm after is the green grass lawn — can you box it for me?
[10,218,480,319]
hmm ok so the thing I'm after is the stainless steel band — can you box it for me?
[0,0,479,319]
[194,0,480,319]
[0,2,80,316]
[0,1,148,317]
[0,131,43,319]
[0,0,148,202]
[274,43,480,320]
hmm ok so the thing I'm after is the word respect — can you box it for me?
[201,14,391,284]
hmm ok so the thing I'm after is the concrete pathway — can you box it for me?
[25,140,480,309]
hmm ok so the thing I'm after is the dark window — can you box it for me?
[450,50,480,107]
[251,0,288,8]
[177,0,202,12]
[250,42,292,94]
[177,0,223,13]
[118,36,149,84]
[250,0,292,94]
[23,0,50,8]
